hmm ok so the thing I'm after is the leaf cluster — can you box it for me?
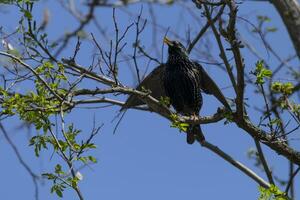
[170,113,189,132]
[253,60,272,85]
[258,185,289,200]
[271,82,294,96]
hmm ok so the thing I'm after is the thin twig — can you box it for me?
[113,9,134,84]
[200,140,270,188]
[225,1,245,117]
[47,126,85,200]
[54,0,98,57]
[254,139,275,185]
[0,123,40,200]
[0,51,63,102]
[187,4,225,53]
[259,84,274,134]
[285,166,300,194]
[137,45,161,64]
[133,6,147,83]
[203,5,238,94]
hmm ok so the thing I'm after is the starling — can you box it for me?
[163,37,204,144]
[122,38,231,144]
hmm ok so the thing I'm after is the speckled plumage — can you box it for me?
[121,38,231,144]
[163,38,204,144]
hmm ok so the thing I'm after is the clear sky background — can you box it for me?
[0,1,299,200]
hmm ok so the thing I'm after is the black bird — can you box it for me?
[163,37,204,144]
[122,38,231,144]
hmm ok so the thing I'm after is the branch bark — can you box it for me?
[200,140,270,188]
[233,115,300,165]
[269,0,300,59]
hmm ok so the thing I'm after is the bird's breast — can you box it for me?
[163,61,202,114]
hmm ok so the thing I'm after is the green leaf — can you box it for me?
[258,185,289,200]
[253,60,272,84]
[87,143,97,149]
[257,15,271,22]
[282,82,294,95]
[73,143,81,151]
[159,96,170,106]
[29,135,49,157]
[50,184,65,198]
[71,177,79,188]
[271,82,294,95]
[271,82,282,93]
[24,10,32,20]
[55,164,64,175]
[79,157,88,164]
[170,114,190,132]
[266,27,277,32]
[42,173,56,180]
[88,156,97,163]
[262,69,272,78]
[55,189,63,198]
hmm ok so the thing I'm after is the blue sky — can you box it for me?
[0,1,299,200]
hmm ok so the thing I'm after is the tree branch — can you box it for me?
[0,51,63,102]
[0,123,40,200]
[200,140,270,188]
[233,115,300,165]
[269,0,300,59]
[254,139,275,185]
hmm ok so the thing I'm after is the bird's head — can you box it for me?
[163,37,189,61]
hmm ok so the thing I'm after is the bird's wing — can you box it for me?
[193,62,231,111]
[121,64,166,110]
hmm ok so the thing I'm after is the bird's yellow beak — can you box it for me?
[163,37,173,46]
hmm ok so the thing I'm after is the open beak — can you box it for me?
[163,37,173,46]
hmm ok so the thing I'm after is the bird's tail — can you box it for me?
[186,124,205,144]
